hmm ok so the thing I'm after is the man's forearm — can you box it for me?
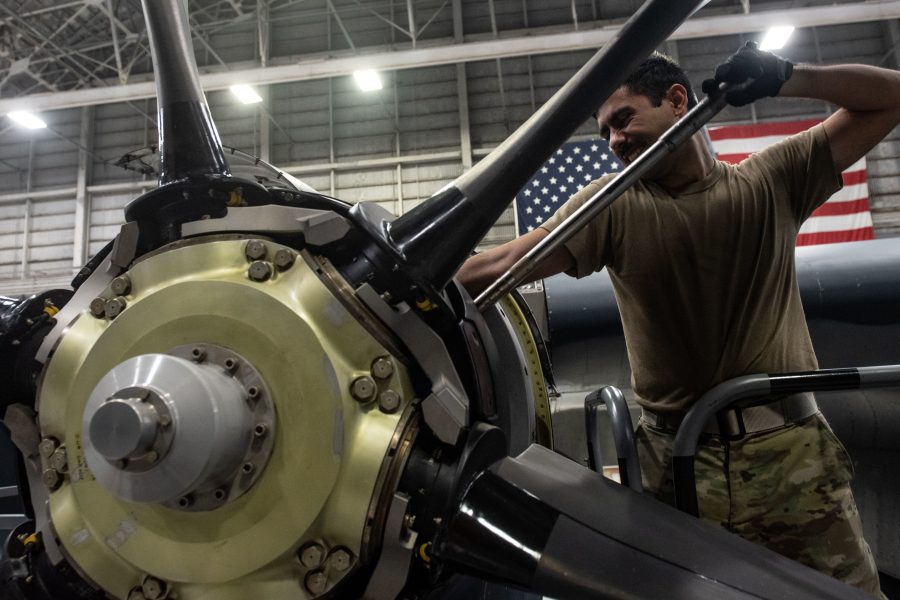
[779,63,900,112]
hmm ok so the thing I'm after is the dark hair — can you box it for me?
[592,52,697,119]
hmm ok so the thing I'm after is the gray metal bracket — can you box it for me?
[355,284,468,445]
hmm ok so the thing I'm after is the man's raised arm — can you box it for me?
[703,41,900,173]
[781,64,900,172]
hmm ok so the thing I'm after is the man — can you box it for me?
[458,43,900,597]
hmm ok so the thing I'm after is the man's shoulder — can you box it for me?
[738,123,826,170]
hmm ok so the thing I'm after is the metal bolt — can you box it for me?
[378,390,401,414]
[158,414,172,428]
[142,576,165,600]
[273,248,296,270]
[38,438,57,459]
[247,386,260,400]
[304,570,327,596]
[224,357,239,372]
[241,462,255,475]
[326,548,353,572]
[371,357,394,379]
[105,296,127,319]
[89,297,107,318]
[350,376,376,402]
[177,496,192,509]
[41,469,60,490]
[298,542,325,568]
[49,448,68,473]
[245,240,267,261]
[110,275,132,296]
[213,489,227,502]
[190,347,206,362]
[144,450,159,463]
[248,261,272,282]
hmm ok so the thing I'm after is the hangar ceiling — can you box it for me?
[3,0,900,115]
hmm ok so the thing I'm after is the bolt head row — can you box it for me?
[297,544,355,595]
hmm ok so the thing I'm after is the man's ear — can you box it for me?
[666,83,690,116]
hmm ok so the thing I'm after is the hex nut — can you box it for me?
[298,543,325,568]
[89,297,107,318]
[371,357,394,379]
[41,469,60,490]
[248,261,272,282]
[326,548,353,572]
[110,275,132,296]
[273,248,296,270]
[105,296,127,319]
[378,390,401,414]
[38,438,58,459]
[304,570,327,595]
[141,577,166,600]
[245,240,267,261]
[49,448,68,473]
[350,376,376,402]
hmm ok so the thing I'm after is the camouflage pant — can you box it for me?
[635,412,884,598]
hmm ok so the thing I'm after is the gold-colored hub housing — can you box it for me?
[38,238,414,599]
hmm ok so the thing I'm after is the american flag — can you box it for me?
[709,119,874,245]
[514,140,622,235]
[515,119,874,245]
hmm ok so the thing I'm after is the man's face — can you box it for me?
[596,86,681,168]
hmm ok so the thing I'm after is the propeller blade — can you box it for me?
[437,445,870,600]
[381,0,708,291]
[142,0,229,184]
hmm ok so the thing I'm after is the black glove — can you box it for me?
[701,41,793,106]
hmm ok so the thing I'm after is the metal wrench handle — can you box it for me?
[474,82,738,311]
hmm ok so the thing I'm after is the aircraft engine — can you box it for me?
[0,1,882,599]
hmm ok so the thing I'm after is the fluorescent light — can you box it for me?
[8,111,47,129]
[230,84,262,104]
[353,69,383,92]
[759,25,795,50]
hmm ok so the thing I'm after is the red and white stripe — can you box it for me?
[708,119,874,246]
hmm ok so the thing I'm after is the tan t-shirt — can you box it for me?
[541,124,842,413]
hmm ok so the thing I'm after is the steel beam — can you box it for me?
[72,105,94,268]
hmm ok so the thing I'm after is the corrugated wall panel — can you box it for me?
[2,10,900,295]
[25,197,75,277]
[0,203,26,280]
[89,192,130,254]
[92,101,157,183]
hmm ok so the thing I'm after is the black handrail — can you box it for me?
[671,365,900,517]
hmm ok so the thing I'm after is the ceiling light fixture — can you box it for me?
[353,69,383,92]
[230,84,263,104]
[8,111,47,129]
[759,25,795,50]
